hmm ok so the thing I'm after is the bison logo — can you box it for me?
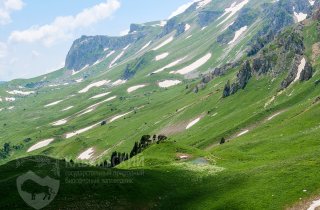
[16,171,59,209]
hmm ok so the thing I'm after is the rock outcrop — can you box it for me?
[65,34,143,71]
[222,61,252,97]
[217,8,258,44]
[247,0,311,56]
[198,11,223,27]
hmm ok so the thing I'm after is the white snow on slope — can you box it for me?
[27,138,55,152]
[186,117,201,129]
[109,51,125,68]
[5,97,15,102]
[109,111,133,123]
[127,85,147,93]
[90,92,111,99]
[153,36,174,51]
[309,0,315,6]
[85,96,117,111]
[152,56,187,74]
[75,78,84,83]
[158,80,182,88]
[293,8,307,22]
[72,64,89,75]
[52,119,67,126]
[112,79,127,86]
[109,44,131,68]
[78,148,95,160]
[172,53,212,75]
[106,50,115,58]
[168,1,194,19]
[79,80,109,93]
[186,35,193,39]
[218,0,250,26]
[137,41,152,54]
[228,26,247,44]
[44,100,63,107]
[77,108,94,117]
[62,106,74,111]
[294,57,306,83]
[308,199,320,210]
[66,123,100,139]
[196,0,212,9]
[7,90,35,96]
[237,130,249,137]
[185,24,191,31]
[155,52,169,61]
[7,106,14,110]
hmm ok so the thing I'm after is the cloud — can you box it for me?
[9,0,121,46]
[0,0,24,25]
[0,42,8,58]
[168,1,195,19]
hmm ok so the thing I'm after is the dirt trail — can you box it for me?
[205,110,286,151]
[287,196,320,210]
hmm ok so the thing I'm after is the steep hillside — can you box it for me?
[0,0,320,209]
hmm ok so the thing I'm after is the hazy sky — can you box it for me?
[0,0,192,81]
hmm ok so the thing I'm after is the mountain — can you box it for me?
[1,0,320,209]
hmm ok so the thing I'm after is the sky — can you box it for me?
[0,0,193,81]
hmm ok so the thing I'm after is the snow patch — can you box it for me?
[153,36,174,51]
[7,106,14,110]
[62,106,73,111]
[5,97,15,102]
[90,92,111,99]
[196,0,212,9]
[158,80,181,88]
[127,85,147,93]
[152,56,187,74]
[52,119,67,126]
[109,111,133,123]
[185,24,191,31]
[79,80,109,93]
[172,53,212,75]
[75,78,83,83]
[66,122,100,139]
[237,130,249,137]
[168,2,194,19]
[105,50,115,58]
[309,0,315,6]
[201,26,207,31]
[137,41,151,53]
[186,35,193,39]
[7,90,35,96]
[293,7,307,22]
[72,64,89,75]
[44,100,63,107]
[155,52,169,61]
[78,148,95,160]
[27,138,55,152]
[228,26,247,44]
[294,57,306,83]
[186,117,201,129]
[112,79,127,86]
[218,0,250,26]
[109,51,125,68]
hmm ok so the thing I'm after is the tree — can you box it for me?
[220,137,226,145]
[140,135,150,146]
